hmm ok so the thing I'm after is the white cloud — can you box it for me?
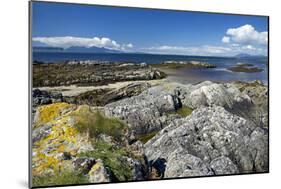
[126,43,133,48]
[222,36,230,43]
[242,45,256,50]
[222,24,268,46]
[142,45,233,56]
[32,36,133,51]
[142,43,267,56]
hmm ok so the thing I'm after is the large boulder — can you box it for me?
[173,81,252,110]
[144,106,268,178]
[105,86,181,136]
[172,80,268,128]
[228,81,268,128]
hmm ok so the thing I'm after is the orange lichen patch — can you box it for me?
[34,102,74,127]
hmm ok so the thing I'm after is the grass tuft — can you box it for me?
[32,171,88,187]
[70,105,127,141]
[78,140,132,181]
[137,131,158,144]
[175,106,193,117]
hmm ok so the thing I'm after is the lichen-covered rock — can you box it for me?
[32,103,95,177]
[144,106,268,177]
[33,102,75,127]
[88,159,112,183]
[105,86,181,136]
[32,102,149,184]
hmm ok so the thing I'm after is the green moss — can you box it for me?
[78,140,132,181]
[175,106,193,117]
[70,105,127,141]
[137,131,158,144]
[32,171,88,187]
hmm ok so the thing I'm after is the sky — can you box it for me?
[32,1,268,56]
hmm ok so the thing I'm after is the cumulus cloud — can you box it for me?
[126,43,133,48]
[32,36,133,51]
[142,43,267,56]
[222,36,230,43]
[142,45,233,56]
[222,24,268,45]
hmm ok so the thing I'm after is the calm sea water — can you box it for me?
[33,52,268,84]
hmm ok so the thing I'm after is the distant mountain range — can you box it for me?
[33,46,64,52]
[33,46,122,53]
[234,53,267,58]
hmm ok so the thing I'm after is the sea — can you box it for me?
[33,52,268,85]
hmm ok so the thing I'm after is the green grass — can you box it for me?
[175,106,193,117]
[167,106,194,118]
[32,171,88,187]
[70,106,127,141]
[78,140,132,181]
[137,131,158,144]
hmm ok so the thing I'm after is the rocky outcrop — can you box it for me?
[228,80,268,127]
[33,61,166,87]
[227,63,263,73]
[105,86,181,137]
[171,80,268,129]
[31,79,268,186]
[173,81,252,110]
[144,106,268,177]
[64,82,152,106]
[33,82,152,108]
[33,88,63,106]
[32,103,148,186]
[152,60,216,69]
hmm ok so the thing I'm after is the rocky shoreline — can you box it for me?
[227,63,264,73]
[33,60,166,87]
[32,61,268,186]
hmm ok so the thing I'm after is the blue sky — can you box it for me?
[32,1,268,56]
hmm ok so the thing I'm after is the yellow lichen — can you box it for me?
[32,103,127,178]
[35,102,74,127]
[32,103,90,177]
[89,162,102,173]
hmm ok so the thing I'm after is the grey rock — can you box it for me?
[73,157,96,174]
[105,86,181,136]
[175,81,252,110]
[210,156,239,175]
[32,88,63,107]
[144,106,268,177]
[165,150,213,178]
[32,124,52,143]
